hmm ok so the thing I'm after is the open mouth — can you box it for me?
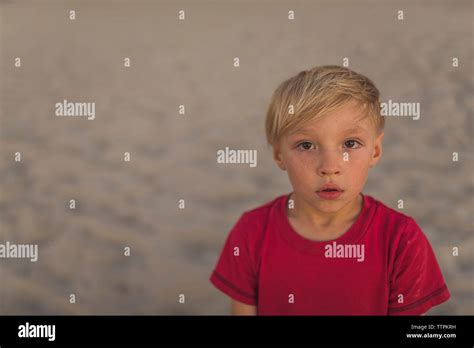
[316,188,343,200]
[316,184,344,200]
[317,183,343,192]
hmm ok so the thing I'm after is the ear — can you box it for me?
[369,132,384,168]
[272,143,287,171]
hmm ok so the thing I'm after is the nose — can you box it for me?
[317,149,342,177]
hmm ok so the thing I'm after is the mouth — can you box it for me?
[316,190,343,200]
[317,183,343,192]
[316,184,344,200]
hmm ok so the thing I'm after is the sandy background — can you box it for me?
[0,0,472,314]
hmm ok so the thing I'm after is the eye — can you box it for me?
[297,141,315,151]
[344,139,361,149]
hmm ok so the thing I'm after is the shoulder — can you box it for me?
[366,194,417,229]
[229,194,285,243]
[242,194,283,225]
[365,194,427,248]
[224,194,285,270]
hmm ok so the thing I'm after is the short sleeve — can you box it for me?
[388,218,450,315]
[209,213,258,306]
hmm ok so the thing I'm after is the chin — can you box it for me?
[315,202,344,213]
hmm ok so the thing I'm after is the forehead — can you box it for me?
[289,101,373,137]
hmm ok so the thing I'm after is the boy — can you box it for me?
[209,65,450,315]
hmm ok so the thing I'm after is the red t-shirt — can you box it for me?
[210,192,450,315]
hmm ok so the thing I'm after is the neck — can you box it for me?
[288,192,363,229]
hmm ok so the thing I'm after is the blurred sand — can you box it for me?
[0,0,472,314]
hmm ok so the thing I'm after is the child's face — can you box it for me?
[273,100,384,214]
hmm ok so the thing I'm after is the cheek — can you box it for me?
[345,154,368,169]
[344,151,371,184]
[284,156,314,184]
[345,148,372,167]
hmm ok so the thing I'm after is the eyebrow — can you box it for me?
[290,126,369,138]
[341,126,369,134]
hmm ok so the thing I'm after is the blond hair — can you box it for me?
[265,65,384,146]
